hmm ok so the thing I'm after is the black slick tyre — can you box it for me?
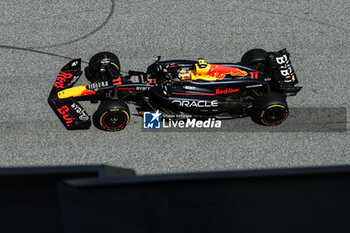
[251,92,288,126]
[241,48,267,72]
[93,99,130,131]
[87,52,121,82]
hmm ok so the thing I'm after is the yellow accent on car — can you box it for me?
[267,104,286,109]
[260,105,288,126]
[110,62,119,70]
[57,86,87,99]
[260,111,265,119]
[190,64,212,81]
[194,63,211,75]
[197,58,207,68]
[285,72,294,79]
[100,111,108,127]
[122,110,130,124]
[192,64,229,81]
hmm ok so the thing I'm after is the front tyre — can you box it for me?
[87,51,121,82]
[251,92,288,126]
[93,99,130,131]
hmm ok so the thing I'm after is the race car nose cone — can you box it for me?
[57,86,90,99]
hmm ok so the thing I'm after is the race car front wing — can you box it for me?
[48,59,92,130]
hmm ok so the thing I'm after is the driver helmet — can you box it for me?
[178,69,190,80]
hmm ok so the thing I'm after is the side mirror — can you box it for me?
[155,56,161,63]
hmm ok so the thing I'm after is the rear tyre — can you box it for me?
[241,48,267,72]
[93,99,130,131]
[87,52,121,82]
[251,92,288,126]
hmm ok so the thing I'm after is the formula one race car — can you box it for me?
[48,49,302,131]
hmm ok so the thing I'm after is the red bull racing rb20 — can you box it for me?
[48,49,302,131]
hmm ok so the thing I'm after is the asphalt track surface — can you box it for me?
[0,0,349,174]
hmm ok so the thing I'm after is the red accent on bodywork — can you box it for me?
[81,89,96,96]
[250,71,259,79]
[172,92,215,96]
[54,72,73,89]
[57,105,69,114]
[57,105,75,126]
[148,79,157,84]
[112,77,122,85]
[215,87,239,95]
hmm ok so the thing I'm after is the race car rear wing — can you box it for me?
[268,49,302,96]
[48,59,91,130]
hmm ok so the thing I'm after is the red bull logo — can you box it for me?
[207,65,247,79]
[192,64,248,81]
[216,87,239,95]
